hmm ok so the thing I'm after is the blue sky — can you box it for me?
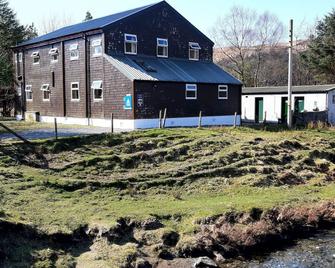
[8,0,335,37]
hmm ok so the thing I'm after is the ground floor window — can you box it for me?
[41,84,50,101]
[25,85,32,101]
[218,85,228,99]
[92,80,103,101]
[186,84,197,100]
[71,82,80,101]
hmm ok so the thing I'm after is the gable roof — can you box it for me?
[17,2,160,47]
[242,84,335,95]
[104,54,242,85]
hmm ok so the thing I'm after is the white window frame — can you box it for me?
[41,84,50,101]
[218,85,228,100]
[185,84,197,100]
[18,52,23,63]
[31,51,40,65]
[92,39,103,57]
[69,43,79,61]
[189,42,201,61]
[25,85,33,101]
[157,38,168,58]
[91,80,103,101]
[49,48,59,63]
[124,34,137,55]
[71,82,80,101]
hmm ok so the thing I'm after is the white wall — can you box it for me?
[242,93,328,123]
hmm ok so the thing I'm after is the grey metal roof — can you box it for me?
[242,84,335,94]
[17,2,160,47]
[104,55,242,85]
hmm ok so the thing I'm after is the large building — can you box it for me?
[242,85,335,125]
[13,1,242,130]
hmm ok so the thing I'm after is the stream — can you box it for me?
[241,230,335,268]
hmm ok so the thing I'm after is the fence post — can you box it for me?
[54,118,58,140]
[162,108,167,128]
[198,111,202,128]
[263,111,267,124]
[159,110,162,129]
[234,112,237,128]
[111,113,114,134]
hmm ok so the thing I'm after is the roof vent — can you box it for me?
[133,60,157,73]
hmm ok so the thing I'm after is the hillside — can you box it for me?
[0,127,334,267]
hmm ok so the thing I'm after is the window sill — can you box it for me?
[189,58,199,61]
[43,99,50,102]
[70,58,79,61]
[92,54,102,58]
[71,99,80,102]
[157,55,168,58]
[125,52,137,55]
[93,99,103,102]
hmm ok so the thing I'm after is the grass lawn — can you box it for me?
[0,126,334,266]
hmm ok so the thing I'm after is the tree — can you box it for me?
[84,11,93,21]
[301,10,335,83]
[0,0,37,115]
[211,6,283,86]
[40,14,73,34]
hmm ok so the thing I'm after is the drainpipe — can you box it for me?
[61,41,67,117]
[84,33,91,124]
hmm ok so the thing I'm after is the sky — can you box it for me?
[7,0,335,39]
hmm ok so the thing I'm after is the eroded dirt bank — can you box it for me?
[1,201,335,267]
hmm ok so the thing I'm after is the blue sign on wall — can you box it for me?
[123,94,132,110]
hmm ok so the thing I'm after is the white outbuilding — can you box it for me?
[242,84,335,125]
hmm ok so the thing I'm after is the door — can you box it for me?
[294,97,305,113]
[255,97,264,123]
[281,97,288,123]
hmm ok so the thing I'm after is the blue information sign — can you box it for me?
[123,94,132,110]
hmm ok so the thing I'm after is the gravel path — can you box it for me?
[0,127,111,141]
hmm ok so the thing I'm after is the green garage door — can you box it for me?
[294,97,305,113]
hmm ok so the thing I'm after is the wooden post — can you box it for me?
[233,112,237,128]
[263,111,267,124]
[198,111,202,128]
[159,110,162,129]
[0,122,31,144]
[54,118,58,140]
[162,108,167,128]
[111,113,114,134]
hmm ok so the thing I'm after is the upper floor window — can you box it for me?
[71,82,80,101]
[31,51,40,64]
[189,42,201,61]
[92,39,102,57]
[41,84,50,101]
[157,38,168,58]
[49,48,59,63]
[92,80,103,101]
[186,84,197,100]
[69,43,79,60]
[218,85,228,100]
[124,34,137,55]
[25,85,32,101]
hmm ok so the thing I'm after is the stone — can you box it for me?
[141,218,164,230]
[135,258,152,268]
[193,256,218,268]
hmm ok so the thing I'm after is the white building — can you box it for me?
[242,85,335,125]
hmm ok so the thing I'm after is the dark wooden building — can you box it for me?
[13,1,242,129]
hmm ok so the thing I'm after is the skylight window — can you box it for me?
[157,38,168,58]
[49,48,59,62]
[91,80,103,101]
[31,51,40,64]
[124,34,137,55]
[69,43,79,60]
[41,84,50,101]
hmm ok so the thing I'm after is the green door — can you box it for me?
[255,98,264,123]
[281,97,288,123]
[294,97,305,113]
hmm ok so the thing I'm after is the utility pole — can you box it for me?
[287,19,293,128]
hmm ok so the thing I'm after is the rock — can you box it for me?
[213,252,226,263]
[162,231,180,247]
[135,258,152,268]
[193,257,218,268]
[141,218,164,230]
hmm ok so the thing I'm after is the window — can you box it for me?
[69,43,79,60]
[186,84,197,100]
[71,82,80,101]
[189,42,201,61]
[91,80,103,101]
[333,95,335,104]
[19,53,22,63]
[25,85,33,101]
[31,51,40,64]
[124,34,137,55]
[41,84,50,101]
[218,85,228,100]
[92,39,102,57]
[49,48,58,62]
[157,38,168,58]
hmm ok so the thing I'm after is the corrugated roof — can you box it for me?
[104,54,242,85]
[18,2,160,47]
[242,84,335,94]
